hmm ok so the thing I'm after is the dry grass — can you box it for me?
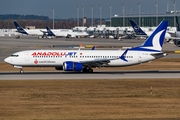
[1,58,180,119]
[0,79,180,120]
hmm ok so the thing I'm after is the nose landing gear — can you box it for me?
[14,66,24,73]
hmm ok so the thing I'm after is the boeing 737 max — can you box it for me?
[4,21,168,73]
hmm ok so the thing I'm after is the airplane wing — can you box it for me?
[40,30,47,33]
[80,58,117,68]
[40,30,48,38]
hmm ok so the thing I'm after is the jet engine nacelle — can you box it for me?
[55,66,63,70]
[174,40,180,47]
[66,34,72,38]
[63,61,83,71]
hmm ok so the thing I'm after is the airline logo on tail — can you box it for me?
[130,21,168,52]
[13,21,28,35]
[46,27,55,36]
[130,20,147,36]
[134,25,140,32]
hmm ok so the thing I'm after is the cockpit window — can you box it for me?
[11,55,19,57]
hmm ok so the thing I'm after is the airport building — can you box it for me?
[106,12,180,27]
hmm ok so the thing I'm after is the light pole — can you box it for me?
[155,0,158,26]
[171,0,176,27]
[109,3,112,27]
[91,4,93,27]
[77,5,79,26]
[137,1,141,26]
[82,3,84,27]
[122,2,125,27]
[99,4,102,26]
[52,6,54,29]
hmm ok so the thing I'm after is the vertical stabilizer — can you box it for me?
[131,21,168,52]
[13,21,28,35]
[46,27,55,36]
[129,20,147,36]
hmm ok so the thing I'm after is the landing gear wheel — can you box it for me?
[20,68,24,73]
[82,68,93,73]
[83,68,88,73]
[88,68,93,73]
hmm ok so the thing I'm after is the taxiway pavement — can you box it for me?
[1,70,180,80]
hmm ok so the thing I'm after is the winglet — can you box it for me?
[120,49,128,62]
[13,21,28,35]
[46,26,55,36]
[129,20,147,36]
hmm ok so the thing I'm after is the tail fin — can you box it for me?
[46,27,55,36]
[175,16,180,31]
[13,21,28,35]
[131,21,168,52]
[91,46,96,50]
[129,20,147,36]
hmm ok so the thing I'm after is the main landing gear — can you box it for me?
[14,66,24,73]
[82,67,93,73]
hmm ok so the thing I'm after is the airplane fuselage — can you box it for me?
[48,28,89,38]
[25,29,46,36]
[4,49,164,68]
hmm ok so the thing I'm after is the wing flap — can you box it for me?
[80,58,115,67]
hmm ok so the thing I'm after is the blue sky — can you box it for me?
[0,0,180,19]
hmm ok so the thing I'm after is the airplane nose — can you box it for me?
[4,57,11,64]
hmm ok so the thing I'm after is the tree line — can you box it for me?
[0,14,105,29]
[0,14,49,21]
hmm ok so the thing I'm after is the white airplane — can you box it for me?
[4,21,168,73]
[46,27,89,38]
[14,21,47,38]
